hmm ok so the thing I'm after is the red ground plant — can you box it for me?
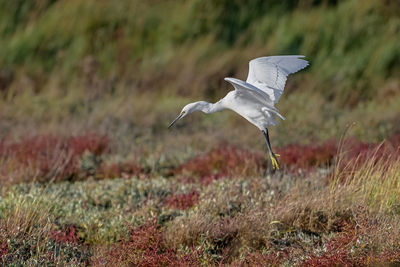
[49,225,81,244]
[175,136,400,181]
[277,134,400,173]
[0,241,7,258]
[231,250,290,266]
[94,220,202,266]
[337,135,400,172]
[164,190,200,210]
[67,133,110,156]
[276,139,337,172]
[302,215,400,267]
[300,219,366,267]
[100,157,143,179]
[0,133,110,183]
[175,145,266,184]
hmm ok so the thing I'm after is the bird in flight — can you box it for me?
[169,55,309,170]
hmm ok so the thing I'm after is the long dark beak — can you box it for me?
[168,113,183,129]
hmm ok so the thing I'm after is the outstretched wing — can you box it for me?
[224,77,284,120]
[246,55,308,103]
[224,77,274,105]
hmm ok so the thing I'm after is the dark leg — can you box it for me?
[262,128,280,170]
[262,128,274,155]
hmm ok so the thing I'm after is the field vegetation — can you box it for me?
[0,0,399,265]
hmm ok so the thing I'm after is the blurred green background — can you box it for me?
[0,0,399,150]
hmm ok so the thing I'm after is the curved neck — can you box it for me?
[196,101,224,114]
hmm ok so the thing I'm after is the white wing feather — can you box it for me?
[246,55,308,103]
[224,77,285,120]
[224,77,274,105]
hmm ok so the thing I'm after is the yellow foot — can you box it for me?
[269,153,280,170]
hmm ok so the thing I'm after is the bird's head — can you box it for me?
[168,102,204,128]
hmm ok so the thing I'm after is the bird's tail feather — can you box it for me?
[274,112,285,120]
[262,107,285,120]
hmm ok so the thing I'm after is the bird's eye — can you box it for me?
[181,111,186,115]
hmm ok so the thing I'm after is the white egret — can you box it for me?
[169,55,309,169]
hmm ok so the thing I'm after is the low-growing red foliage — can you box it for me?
[175,145,266,184]
[277,139,337,172]
[302,216,400,267]
[302,222,359,267]
[174,137,400,180]
[0,241,7,258]
[389,134,400,148]
[165,190,200,210]
[68,133,110,156]
[277,135,400,173]
[0,133,110,183]
[0,141,6,157]
[232,250,290,266]
[368,249,400,265]
[338,136,400,172]
[100,158,143,179]
[94,220,202,266]
[50,225,81,244]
